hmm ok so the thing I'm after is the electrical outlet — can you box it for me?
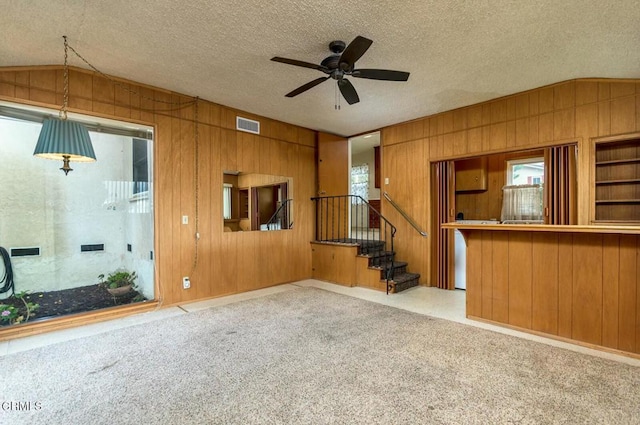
[182,276,190,289]
[182,215,189,224]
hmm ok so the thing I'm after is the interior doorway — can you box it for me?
[349,131,381,239]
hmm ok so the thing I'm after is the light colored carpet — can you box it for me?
[1,287,638,424]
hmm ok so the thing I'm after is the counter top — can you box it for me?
[441,223,640,235]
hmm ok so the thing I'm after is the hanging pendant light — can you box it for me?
[33,36,96,175]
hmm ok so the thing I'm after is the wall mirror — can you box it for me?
[223,172,293,232]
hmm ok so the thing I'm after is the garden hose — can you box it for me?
[0,246,15,297]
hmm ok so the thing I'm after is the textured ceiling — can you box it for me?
[1,0,639,137]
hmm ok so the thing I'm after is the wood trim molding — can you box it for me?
[0,301,160,342]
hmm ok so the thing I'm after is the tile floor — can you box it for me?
[1,279,639,368]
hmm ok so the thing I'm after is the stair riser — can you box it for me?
[379,267,407,280]
[369,254,394,267]
[360,246,386,256]
[389,277,420,293]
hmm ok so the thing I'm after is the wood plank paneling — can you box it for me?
[571,233,603,345]
[465,232,482,317]
[531,232,559,335]
[480,231,493,319]
[195,120,212,300]
[0,71,16,97]
[539,112,554,143]
[557,233,573,338]
[508,232,532,328]
[610,97,636,134]
[602,234,620,349]
[575,81,598,105]
[618,235,637,352]
[554,81,575,110]
[491,232,509,323]
[457,228,640,355]
[598,101,611,136]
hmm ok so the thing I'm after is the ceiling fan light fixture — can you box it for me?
[272,35,410,106]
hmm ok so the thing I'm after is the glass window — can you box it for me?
[507,157,544,185]
[351,163,369,202]
[502,157,545,223]
[0,108,154,327]
[223,183,232,220]
[132,138,149,194]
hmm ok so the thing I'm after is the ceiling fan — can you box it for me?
[271,36,410,105]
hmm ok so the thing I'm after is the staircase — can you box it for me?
[355,240,420,293]
[310,195,420,294]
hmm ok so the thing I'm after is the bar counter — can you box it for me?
[442,223,640,357]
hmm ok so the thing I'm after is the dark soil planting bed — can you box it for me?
[1,284,146,326]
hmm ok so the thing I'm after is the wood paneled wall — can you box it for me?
[0,66,316,306]
[464,229,640,355]
[381,79,640,286]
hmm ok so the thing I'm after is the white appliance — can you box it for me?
[453,220,499,289]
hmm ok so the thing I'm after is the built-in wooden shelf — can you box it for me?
[592,219,640,224]
[594,137,640,222]
[595,179,640,185]
[595,157,640,166]
[442,223,640,235]
[596,199,640,204]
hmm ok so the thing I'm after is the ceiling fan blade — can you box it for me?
[271,57,329,73]
[338,79,360,105]
[339,36,373,69]
[285,76,330,97]
[352,69,410,81]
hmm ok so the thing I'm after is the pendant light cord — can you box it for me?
[192,97,200,273]
[61,36,69,120]
[63,36,196,110]
[60,36,202,275]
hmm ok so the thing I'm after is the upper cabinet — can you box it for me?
[594,136,640,223]
[455,157,488,192]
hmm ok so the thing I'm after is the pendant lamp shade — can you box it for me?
[34,118,96,162]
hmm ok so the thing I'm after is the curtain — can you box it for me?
[223,184,232,220]
[351,163,369,203]
[432,161,454,289]
[501,184,544,223]
[545,144,577,225]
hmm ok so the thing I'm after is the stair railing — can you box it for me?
[264,199,293,230]
[383,192,428,237]
[311,195,397,294]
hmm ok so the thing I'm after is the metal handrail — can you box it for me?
[383,192,428,237]
[311,195,397,294]
[265,198,293,229]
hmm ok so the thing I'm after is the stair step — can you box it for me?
[378,261,408,272]
[387,272,421,293]
[358,242,386,255]
[367,250,395,258]
[392,272,420,283]
[365,251,395,267]
[372,261,408,280]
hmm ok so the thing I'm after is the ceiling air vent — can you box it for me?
[236,116,260,135]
